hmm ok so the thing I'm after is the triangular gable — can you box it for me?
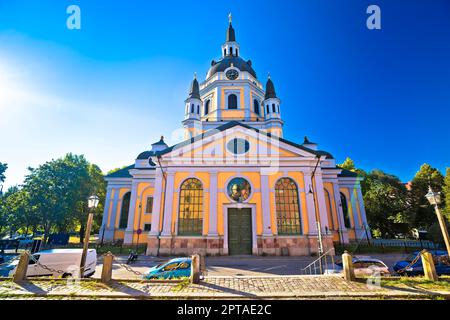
[157,122,320,161]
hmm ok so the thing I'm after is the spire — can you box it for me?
[187,74,200,99]
[265,76,277,99]
[226,13,236,42]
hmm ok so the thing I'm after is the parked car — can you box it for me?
[324,256,391,277]
[143,257,191,280]
[0,249,97,278]
[393,250,450,276]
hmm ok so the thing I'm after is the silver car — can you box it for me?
[324,256,391,277]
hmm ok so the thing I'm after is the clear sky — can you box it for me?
[1,0,449,189]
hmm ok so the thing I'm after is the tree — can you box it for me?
[363,170,410,237]
[23,153,106,243]
[409,163,444,229]
[0,162,7,183]
[338,157,356,171]
[442,168,450,221]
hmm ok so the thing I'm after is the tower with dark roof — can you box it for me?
[182,73,202,139]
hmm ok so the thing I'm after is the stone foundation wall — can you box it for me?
[146,234,335,256]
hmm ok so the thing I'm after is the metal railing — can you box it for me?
[301,248,336,275]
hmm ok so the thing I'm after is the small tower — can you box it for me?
[221,13,240,57]
[302,136,318,150]
[263,75,283,137]
[183,74,202,139]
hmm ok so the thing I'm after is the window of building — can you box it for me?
[178,178,203,235]
[340,192,351,228]
[190,104,194,113]
[228,94,238,109]
[204,100,210,115]
[144,223,152,232]
[272,104,276,113]
[266,104,270,114]
[324,189,334,230]
[119,192,131,229]
[253,99,260,115]
[145,196,153,214]
[197,105,200,114]
[275,178,302,235]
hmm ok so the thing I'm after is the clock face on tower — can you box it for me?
[226,69,239,80]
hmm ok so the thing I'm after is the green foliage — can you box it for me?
[0,154,105,240]
[409,164,444,229]
[443,168,450,221]
[338,157,356,171]
[0,162,7,183]
[363,170,410,237]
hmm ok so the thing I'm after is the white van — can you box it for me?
[5,249,97,278]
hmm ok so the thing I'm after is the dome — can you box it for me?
[206,56,257,79]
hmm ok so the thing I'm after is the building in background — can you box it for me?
[100,16,369,256]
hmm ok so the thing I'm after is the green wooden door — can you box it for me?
[228,208,252,255]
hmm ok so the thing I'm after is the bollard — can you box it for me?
[421,250,438,281]
[199,253,206,276]
[101,251,114,283]
[342,250,355,281]
[190,254,200,284]
[13,251,30,282]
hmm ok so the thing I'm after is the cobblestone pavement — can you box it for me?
[92,253,408,279]
[0,275,448,299]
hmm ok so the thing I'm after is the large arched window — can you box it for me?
[119,192,131,229]
[275,178,302,235]
[253,99,260,115]
[324,189,335,230]
[178,178,203,235]
[228,94,238,109]
[204,100,210,115]
[340,192,351,229]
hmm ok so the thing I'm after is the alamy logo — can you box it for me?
[67,5,81,30]
[366,5,381,30]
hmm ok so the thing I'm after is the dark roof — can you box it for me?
[105,165,134,178]
[207,56,257,79]
[265,78,277,99]
[152,136,167,146]
[136,150,155,160]
[226,23,236,42]
[187,77,200,99]
[155,121,334,159]
[337,167,360,178]
[303,136,316,145]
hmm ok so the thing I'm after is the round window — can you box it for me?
[227,178,252,202]
[227,138,250,154]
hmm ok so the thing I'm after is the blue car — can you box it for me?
[393,250,450,276]
[143,257,191,280]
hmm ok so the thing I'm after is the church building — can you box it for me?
[100,16,370,256]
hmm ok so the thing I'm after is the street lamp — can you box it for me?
[425,186,450,257]
[79,194,99,278]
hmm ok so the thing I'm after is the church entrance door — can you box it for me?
[228,208,252,255]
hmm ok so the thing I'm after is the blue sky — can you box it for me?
[1,0,449,188]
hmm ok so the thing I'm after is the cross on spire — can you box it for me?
[228,12,232,24]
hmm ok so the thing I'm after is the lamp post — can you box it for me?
[425,186,450,256]
[79,194,99,278]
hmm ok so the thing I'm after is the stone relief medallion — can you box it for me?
[227,177,251,202]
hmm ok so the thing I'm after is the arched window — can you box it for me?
[253,99,260,115]
[190,104,194,113]
[266,105,270,114]
[275,178,302,235]
[230,47,233,56]
[178,178,203,235]
[197,105,200,114]
[224,49,226,56]
[324,189,335,230]
[235,49,238,56]
[119,192,131,229]
[204,100,210,115]
[340,192,351,229]
[228,94,238,109]
[272,104,276,113]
